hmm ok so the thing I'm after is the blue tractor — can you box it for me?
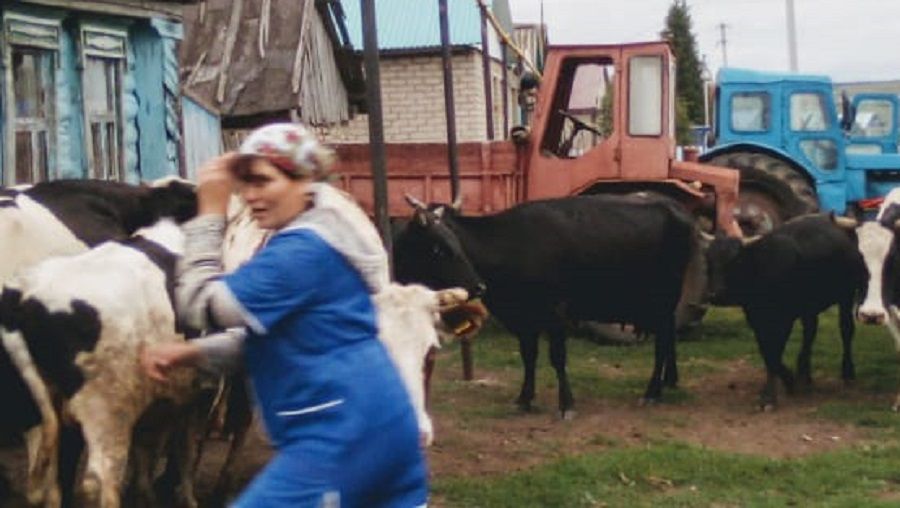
[701,68,900,234]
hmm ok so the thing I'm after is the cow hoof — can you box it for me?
[560,410,576,421]
[639,397,659,407]
[515,401,533,413]
[891,402,900,412]
[758,402,776,412]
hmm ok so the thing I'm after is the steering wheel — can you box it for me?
[558,109,605,137]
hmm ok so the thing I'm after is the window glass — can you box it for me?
[541,58,615,158]
[852,98,894,138]
[629,56,662,136]
[83,57,123,180]
[731,93,769,132]
[799,139,838,170]
[11,47,54,184]
[790,93,828,131]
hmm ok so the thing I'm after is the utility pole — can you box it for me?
[360,0,392,262]
[717,23,729,68]
[786,0,799,71]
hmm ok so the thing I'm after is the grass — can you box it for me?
[429,306,900,507]
[435,442,900,508]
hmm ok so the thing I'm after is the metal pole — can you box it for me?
[439,0,460,202]
[439,0,471,380]
[786,0,799,71]
[501,41,509,139]
[718,23,728,67]
[361,0,392,266]
[480,7,495,140]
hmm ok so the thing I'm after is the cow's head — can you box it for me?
[394,196,486,299]
[856,205,900,325]
[145,178,198,224]
[703,232,755,306]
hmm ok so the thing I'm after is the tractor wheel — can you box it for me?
[707,152,818,236]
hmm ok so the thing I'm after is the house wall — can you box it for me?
[182,96,221,181]
[321,51,520,144]
[0,3,184,184]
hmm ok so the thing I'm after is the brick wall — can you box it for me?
[321,50,519,144]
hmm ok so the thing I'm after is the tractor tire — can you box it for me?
[707,152,818,236]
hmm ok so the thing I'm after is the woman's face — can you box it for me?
[237,158,310,230]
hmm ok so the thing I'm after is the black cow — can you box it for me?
[394,193,704,417]
[705,213,867,409]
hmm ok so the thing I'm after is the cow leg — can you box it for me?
[515,332,540,412]
[79,416,132,508]
[58,425,85,508]
[128,428,165,508]
[753,319,794,411]
[642,318,676,404]
[885,309,900,411]
[839,300,856,383]
[547,322,574,419]
[796,314,817,389]
[423,347,437,408]
[2,330,61,508]
[662,319,679,388]
[209,378,254,507]
[209,416,253,507]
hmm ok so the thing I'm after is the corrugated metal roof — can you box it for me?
[341,0,496,51]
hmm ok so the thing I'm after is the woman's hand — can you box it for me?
[197,152,241,216]
[139,342,201,382]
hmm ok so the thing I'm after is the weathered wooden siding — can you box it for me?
[182,95,221,180]
[299,5,351,125]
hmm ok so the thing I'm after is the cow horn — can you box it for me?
[451,193,463,211]
[830,212,858,230]
[404,193,427,210]
[699,231,715,243]
[740,235,762,246]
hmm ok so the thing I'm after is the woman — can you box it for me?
[140,123,428,507]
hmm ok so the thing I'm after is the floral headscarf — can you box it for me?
[238,123,335,181]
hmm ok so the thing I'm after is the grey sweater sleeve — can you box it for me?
[194,328,246,375]
[177,215,250,331]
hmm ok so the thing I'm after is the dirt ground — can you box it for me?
[427,355,870,479]
[0,353,876,507]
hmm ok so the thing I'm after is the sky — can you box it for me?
[506,0,900,84]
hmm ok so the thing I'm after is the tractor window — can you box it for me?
[790,93,828,131]
[799,139,838,170]
[852,98,894,138]
[731,92,769,132]
[628,56,663,136]
[540,58,615,158]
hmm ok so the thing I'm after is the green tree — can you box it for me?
[662,0,705,144]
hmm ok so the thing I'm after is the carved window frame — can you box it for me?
[78,24,127,181]
[2,12,60,185]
